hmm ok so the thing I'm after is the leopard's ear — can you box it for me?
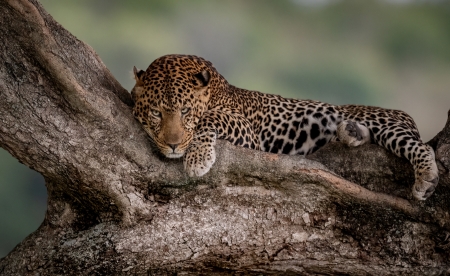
[133,66,145,86]
[193,70,210,87]
[131,66,145,104]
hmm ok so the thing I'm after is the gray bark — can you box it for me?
[1,0,450,275]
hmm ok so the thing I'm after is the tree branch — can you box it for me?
[0,0,449,274]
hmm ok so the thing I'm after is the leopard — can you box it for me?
[131,54,439,201]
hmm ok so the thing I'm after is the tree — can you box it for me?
[0,0,449,274]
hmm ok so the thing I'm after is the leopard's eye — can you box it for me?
[181,107,191,115]
[151,109,161,117]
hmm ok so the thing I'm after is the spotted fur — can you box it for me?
[132,54,439,200]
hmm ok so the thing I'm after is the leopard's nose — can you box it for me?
[168,143,179,152]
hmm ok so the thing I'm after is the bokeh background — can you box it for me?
[1,0,449,258]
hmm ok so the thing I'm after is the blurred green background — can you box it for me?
[1,0,449,258]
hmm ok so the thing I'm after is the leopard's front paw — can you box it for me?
[183,143,216,177]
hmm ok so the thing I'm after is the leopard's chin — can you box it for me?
[165,152,184,159]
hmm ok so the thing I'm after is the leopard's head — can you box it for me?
[131,54,218,158]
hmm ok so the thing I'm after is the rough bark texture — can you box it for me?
[1,0,450,275]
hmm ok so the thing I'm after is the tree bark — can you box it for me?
[1,0,450,275]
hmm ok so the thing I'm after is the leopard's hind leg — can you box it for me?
[407,142,439,200]
[341,107,438,200]
[337,106,438,200]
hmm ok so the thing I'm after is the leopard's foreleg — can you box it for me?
[184,107,259,177]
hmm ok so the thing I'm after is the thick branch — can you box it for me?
[0,0,449,275]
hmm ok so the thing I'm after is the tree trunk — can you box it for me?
[1,0,449,275]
